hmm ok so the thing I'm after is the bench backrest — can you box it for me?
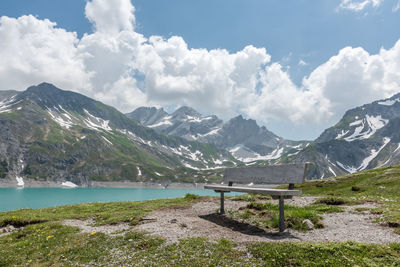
[223,163,310,185]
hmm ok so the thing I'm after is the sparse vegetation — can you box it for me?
[0,160,8,178]
[229,201,342,231]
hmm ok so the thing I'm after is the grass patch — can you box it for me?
[0,196,201,227]
[0,216,47,228]
[231,193,272,202]
[313,196,362,206]
[230,202,343,231]
[248,242,400,266]
[184,193,201,200]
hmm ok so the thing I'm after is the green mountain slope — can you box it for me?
[0,83,236,186]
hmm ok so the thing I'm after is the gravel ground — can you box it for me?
[135,197,400,245]
[62,219,130,235]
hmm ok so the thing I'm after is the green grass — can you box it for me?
[248,242,400,266]
[3,221,399,266]
[0,195,200,228]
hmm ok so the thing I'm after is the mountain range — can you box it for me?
[127,92,400,179]
[0,83,235,187]
[126,107,309,163]
[1,82,400,186]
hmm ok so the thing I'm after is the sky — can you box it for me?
[0,0,400,140]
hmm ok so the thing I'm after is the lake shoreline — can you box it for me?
[0,179,208,189]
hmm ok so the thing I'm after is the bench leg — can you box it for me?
[279,196,285,232]
[220,192,225,214]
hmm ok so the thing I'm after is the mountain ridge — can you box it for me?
[127,106,310,164]
[0,83,236,187]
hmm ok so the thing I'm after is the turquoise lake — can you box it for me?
[0,188,240,212]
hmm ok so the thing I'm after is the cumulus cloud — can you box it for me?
[338,0,384,11]
[0,0,400,138]
[0,15,90,92]
[85,0,135,33]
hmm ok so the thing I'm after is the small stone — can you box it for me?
[302,219,314,230]
[378,186,385,189]
[169,219,178,223]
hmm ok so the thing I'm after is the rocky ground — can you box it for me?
[35,196,400,245]
[136,197,400,245]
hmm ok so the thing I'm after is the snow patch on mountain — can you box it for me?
[101,136,113,145]
[213,158,223,165]
[336,161,357,173]
[335,129,349,139]
[287,151,300,157]
[328,167,337,176]
[0,95,21,113]
[62,181,78,188]
[336,137,391,173]
[16,176,24,187]
[378,98,400,106]
[286,144,302,149]
[185,115,214,123]
[83,109,112,131]
[147,116,173,128]
[344,115,388,141]
[394,143,400,154]
[358,137,390,171]
[198,127,221,137]
[187,150,203,161]
[229,144,283,162]
[182,162,200,170]
[350,120,362,127]
[47,106,75,129]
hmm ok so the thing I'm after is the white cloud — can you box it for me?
[303,43,400,120]
[298,59,308,66]
[338,0,384,11]
[0,0,400,139]
[0,15,91,92]
[85,0,135,34]
[393,0,400,11]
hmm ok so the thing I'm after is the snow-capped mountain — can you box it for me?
[127,107,310,164]
[0,83,235,186]
[292,92,400,179]
[3,82,400,184]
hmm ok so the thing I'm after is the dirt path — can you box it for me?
[63,219,130,235]
[135,197,400,245]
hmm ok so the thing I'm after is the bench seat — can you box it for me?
[204,185,302,196]
[204,163,311,232]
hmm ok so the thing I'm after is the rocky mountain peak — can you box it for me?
[16,83,100,115]
[126,107,168,125]
[225,115,261,131]
[172,106,201,117]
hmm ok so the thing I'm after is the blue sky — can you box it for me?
[0,0,400,139]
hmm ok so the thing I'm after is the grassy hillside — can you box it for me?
[1,165,400,266]
[296,164,400,232]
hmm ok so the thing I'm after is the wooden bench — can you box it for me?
[204,163,310,232]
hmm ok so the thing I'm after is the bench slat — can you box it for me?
[223,163,307,184]
[204,185,302,196]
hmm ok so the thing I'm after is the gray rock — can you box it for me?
[302,219,314,230]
